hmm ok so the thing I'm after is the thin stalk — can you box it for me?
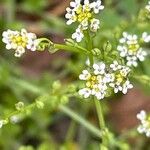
[65,120,76,142]
[94,99,105,129]
[54,44,89,54]
[6,0,15,23]
[59,105,102,138]
[86,30,94,66]
[85,30,108,148]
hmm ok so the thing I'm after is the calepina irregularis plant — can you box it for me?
[1,0,150,149]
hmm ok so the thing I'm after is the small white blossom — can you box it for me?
[137,110,150,137]
[10,115,20,124]
[93,63,105,75]
[0,119,8,128]
[90,18,100,32]
[142,32,150,43]
[90,0,104,14]
[79,70,91,80]
[2,29,37,57]
[117,32,148,67]
[126,56,138,67]
[65,0,104,42]
[122,80,133,94]
[0,120,3,128]
[146,1,150,12]
[137,110,146,121]
[72,28,84,42]
[110,61,122,71]
[79,88,91,98]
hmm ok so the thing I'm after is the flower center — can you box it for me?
[115,72,126,84]
[86,75,99,89]
[11,35,28,48]
[128,43,140,53]
[76,5,92,23]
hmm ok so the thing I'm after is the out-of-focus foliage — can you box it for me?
[0,0,150,150]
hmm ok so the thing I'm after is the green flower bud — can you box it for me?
[60,95,69,104]
[68,84,76,93]
[91,48,101,56]
[15,102,25,111]
[65,38,76,46]
[103,41,112,52]
[36,100,44,109]
[52,81,61,91]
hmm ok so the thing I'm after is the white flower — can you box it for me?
[65,7,76,25]
[146,1,150,12]
[79,70,91,80]
[90,0,104,14]
[117,46,128,57]
[90,18,100,32]
[126,56,138,67]
[14,46,25,57]
[72,28,84,42]
[93,63,105,75]
[2,29,37,57]
[137,110,146,121]
[126,35,138,45]
[79,88,91,98]
[117,32,147,67]
[65,0,104,42]
[109,83,122,93]
[70,0,81,10]
[0,119,8,128]
[0,120,3,128]
[80,20,88,30]
[110,61,122,71]
[136,48,147,61]
[10,115,20,124]
[142,32,150,43]
[122,80,133,94]
[103,73,114,83]
[119,32,128,43]
[137,110,150,137]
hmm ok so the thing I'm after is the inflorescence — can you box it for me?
[117,32,150,67]
[146,1,150,12]
[79,61,133,100]
[2,29,38,57]
[65,0,104,42]
[137,110,150,137]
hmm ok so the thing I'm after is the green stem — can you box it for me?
[85,30,108,148]
[65,120,76,142]
[86,30,94,66]
[94,99,105,129]
[59,105,102,138]
[6,0,15,23]
[54,44,89,54]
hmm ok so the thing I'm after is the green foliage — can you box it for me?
[0,0,150,149]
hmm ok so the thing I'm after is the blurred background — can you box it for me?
[0,0,150,149]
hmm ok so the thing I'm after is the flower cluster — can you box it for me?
[65,0,104,42]
[146,1,150,12]
[2,29,38,57]
[137,110,150,137]
[117,32,150,67]
[79,61,133,100]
